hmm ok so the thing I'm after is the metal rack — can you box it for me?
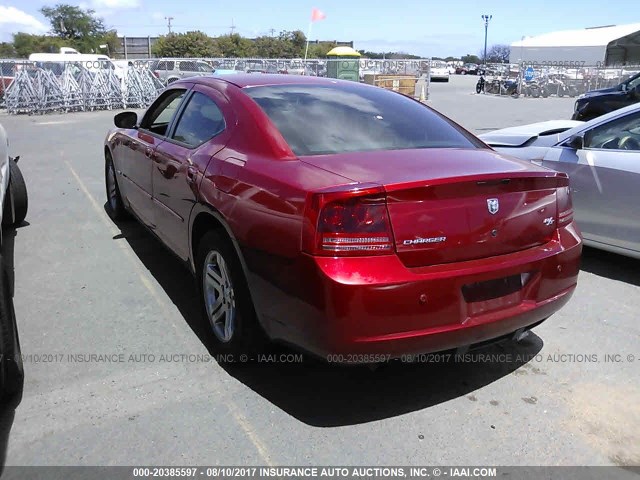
[1,61,163,114]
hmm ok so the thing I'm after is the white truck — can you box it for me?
[28,47,126,80]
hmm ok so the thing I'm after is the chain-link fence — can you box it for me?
[129,57,432,83]
[0,57,437,114]
[477,62,640,98]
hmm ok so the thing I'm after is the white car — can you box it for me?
[429,61,450,82]
[0,122,27,404]
[479,103,640,259]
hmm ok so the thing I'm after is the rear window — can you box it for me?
[245,83,480,156]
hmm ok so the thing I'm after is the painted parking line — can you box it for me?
[64,159,277,466]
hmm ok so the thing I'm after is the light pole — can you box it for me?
[481,14,492,64]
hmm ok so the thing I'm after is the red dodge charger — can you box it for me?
[104,74,581,362]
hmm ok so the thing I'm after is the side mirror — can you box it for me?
[567,134,584,150]
[114,111,138,129]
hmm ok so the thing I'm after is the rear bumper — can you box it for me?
[250,223,582,361]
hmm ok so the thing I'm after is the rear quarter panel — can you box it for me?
[194,82,356,338]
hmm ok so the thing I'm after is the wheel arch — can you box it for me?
[189,204,267,331]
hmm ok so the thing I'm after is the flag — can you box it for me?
[311,7,326,22]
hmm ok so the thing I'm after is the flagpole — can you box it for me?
[304,20,312,63]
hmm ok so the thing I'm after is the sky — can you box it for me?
[0,0,638,57]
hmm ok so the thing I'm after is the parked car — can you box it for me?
[149,59,216,85]
[0,122,28,403]
[456,63,485,75]
[212,69,242,76]
[29,51,126,80]
[429,61,450,82]
[104,75,581,362]
[480,102,640,259]
[456,64,474,75]
[572,71,640,121]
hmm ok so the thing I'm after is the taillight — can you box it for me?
[303,185,394,256]
[556,182,573,226]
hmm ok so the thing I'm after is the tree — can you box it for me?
[215,33,255,57]
[484,44,510,63]
[101,30,120,57]
[40,4,106,39]
[36,4,117,54]
[0,43,17,58]
[5,4,116,58]
[461,54,481,64]
[307,41,337,58]
[12,33,65,57]
[152,31,221,58]
[253,36,284,58]
[272,30,306,58]
[357,50,421,59]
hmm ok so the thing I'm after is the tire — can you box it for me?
[0,259,23,405]
[195,231,266,359]
[541,87,550,98]
[105,152,127,220]
[531,87,541,98]
[476,83,482,94]
[4,159,28,227]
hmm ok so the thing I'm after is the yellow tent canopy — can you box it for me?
[326,46,361,57]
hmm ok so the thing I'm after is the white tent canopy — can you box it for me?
[510,23,640,66]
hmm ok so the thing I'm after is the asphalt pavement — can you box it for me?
[0,75,638,471]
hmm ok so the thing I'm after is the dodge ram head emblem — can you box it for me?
[487,198,499,215]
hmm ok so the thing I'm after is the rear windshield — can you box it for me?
[245,83,480,156]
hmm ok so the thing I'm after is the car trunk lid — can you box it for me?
[301,148,563,267]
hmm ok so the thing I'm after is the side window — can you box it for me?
[156,61,174,70]
[139,89,186,136]
[584,112,640,151]
[196,62,214,73]
[627,74,640,91]
[171,92,226,147]
[179,62,195,72]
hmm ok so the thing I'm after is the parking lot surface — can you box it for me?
[0,75,638,468]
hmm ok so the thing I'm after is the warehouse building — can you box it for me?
[510,23,640,66]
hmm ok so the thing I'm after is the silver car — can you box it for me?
[479,103,640,259]
[0,122,28,403]
[149,59,215,85]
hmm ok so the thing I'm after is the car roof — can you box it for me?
[184,74,350,89]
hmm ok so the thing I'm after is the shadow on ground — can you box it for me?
[580,246,640,287]
[111,213,546,427]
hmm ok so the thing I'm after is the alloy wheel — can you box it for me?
[202,250,236,343]
[106,162,118,211]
